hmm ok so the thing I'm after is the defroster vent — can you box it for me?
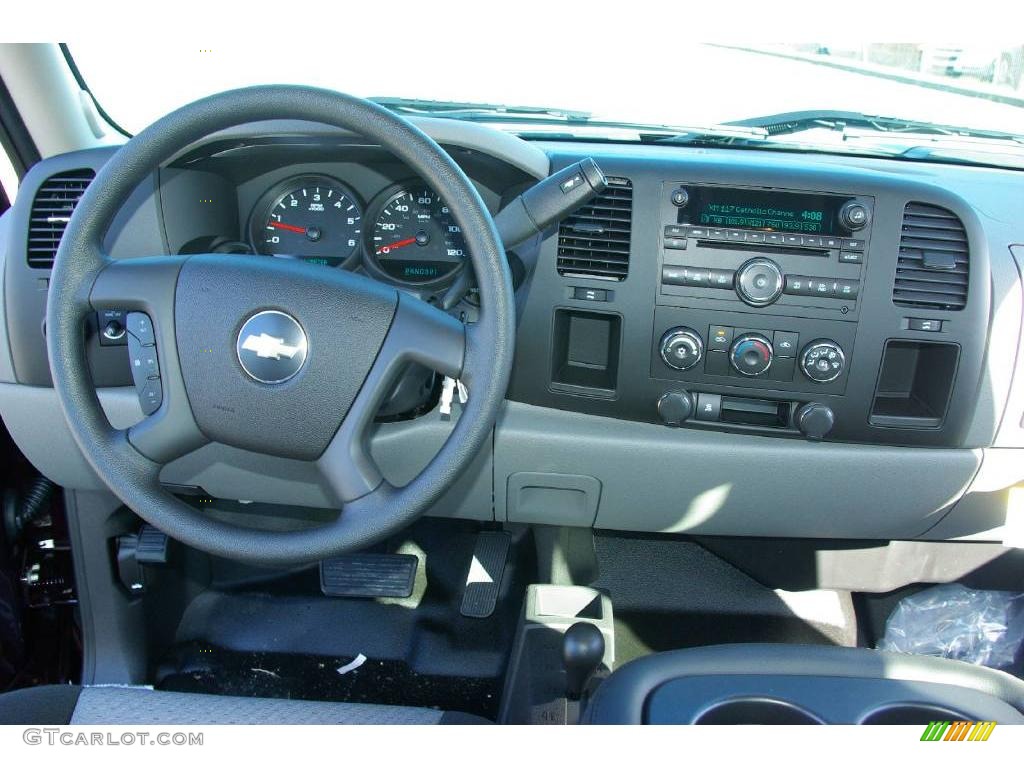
[556,176,633,280]
[27,169,95,269]
[893,202,969,311]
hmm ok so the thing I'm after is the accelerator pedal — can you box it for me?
[460,531,512,618]
[320,553,418,598]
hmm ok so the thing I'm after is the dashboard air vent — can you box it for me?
[893,202,968,311]
[27,169,95,269]
[556,176,633,280]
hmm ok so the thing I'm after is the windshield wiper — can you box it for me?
[724,110,1024,143]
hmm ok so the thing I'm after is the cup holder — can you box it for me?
[694,698,824,725]
[860,704,971,726]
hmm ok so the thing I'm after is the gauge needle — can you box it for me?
[269,221,307,234]
[376,237,417,254]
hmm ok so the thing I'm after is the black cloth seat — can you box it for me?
[0,685,489,724]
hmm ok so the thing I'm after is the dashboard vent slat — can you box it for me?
[893,202,968,311]
[26,169,95,269]
[557,176,633,281]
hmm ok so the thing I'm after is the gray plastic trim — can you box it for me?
[494,401,980,540]
[0,209,16,383]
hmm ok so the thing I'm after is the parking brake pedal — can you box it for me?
[460,531,511,618]
[320,553,418,598]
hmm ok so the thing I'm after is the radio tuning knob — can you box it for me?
[839,201,870,232]
[670,187,689,207]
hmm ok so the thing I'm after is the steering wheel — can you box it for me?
[46,86,515,565]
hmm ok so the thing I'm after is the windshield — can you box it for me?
[70,42,1024,148]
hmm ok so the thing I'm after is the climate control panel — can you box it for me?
[651,306,856,397]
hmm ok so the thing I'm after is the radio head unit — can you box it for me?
[674,185,870,237]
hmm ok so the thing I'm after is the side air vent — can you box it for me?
[556,176,633,280]
[893,202,969,311]
[27,169,95,269]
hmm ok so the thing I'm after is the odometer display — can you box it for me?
[252,176,362,266]
[369,185,467,284]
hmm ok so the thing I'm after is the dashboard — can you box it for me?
[2,118,1023,553]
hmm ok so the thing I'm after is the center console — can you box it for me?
[584,644,1024,725]
[508,152,989,449]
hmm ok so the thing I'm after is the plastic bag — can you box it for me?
[878,583,1024,670]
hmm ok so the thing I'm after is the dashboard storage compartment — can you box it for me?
[870,340,959,428]
[550,309,621,396]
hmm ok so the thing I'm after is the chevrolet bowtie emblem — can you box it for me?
[236,311,308,384]
[241,332,301,360]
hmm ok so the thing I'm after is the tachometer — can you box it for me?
[251,176,362,267]
[367,184,468,284]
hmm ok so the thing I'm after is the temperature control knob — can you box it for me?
[729,333,774,376]
[660,327,704,371]
[800,339,846,383]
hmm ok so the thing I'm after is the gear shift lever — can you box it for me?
[563,622,605,701]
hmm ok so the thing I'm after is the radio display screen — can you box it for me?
[680,187,845,235]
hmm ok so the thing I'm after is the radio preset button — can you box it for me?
[801,235,823,247]
[746,232,765,243]
[689,227,708,238]
[736,258,784,306]
[710,228,727,239]
[765,233,783,245]
[727,229,745,241]
[784,234,802,246]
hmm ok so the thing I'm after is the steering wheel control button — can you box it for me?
[773,331,799,358]
[694,392,722,422]
[128,337,160,379]
[138,378,163,416]
[236,310,309,384]
[97,309,128,346]
[126,311,156,346]
[660,327,704,371]
[735,258,784,307]
[729,333,774,377]
[800,339,846,383]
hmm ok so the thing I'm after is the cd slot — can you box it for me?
[693,239,832,258]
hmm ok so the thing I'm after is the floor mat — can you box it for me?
[154,520,532,720]
[157,643,499,718]
[590,533,857,665]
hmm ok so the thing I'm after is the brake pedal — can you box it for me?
[320,553,418,598]
[460,531,511,618]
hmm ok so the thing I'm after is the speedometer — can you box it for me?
[250,175,363,267]
[367,184,468,284]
